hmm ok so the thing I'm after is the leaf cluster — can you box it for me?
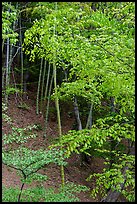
[2,2,18,43]
[3,125,38,146]
[87,153,135,202]
[2,102,12,124]
[3,147,67,176]
[51,113,134,158]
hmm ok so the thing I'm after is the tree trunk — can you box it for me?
[86,103,93,129]
[19,13,24,98]
[73,96,82,130]
[40,60,47,111]
[43,72,53,139]
[53,1,65,189]
[36,58,43,114]
[73,96,89,164]
[44,62,51,100]
[5,37,10,105]
[23,70,29,96]
[8,43,13,87]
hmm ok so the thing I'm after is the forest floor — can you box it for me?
[2,90,105,202]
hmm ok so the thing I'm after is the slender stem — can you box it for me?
[43,73,54,139]
[53,1,65,189]
[2,67,5,89]
[40,60,47,112]
[36,58,43,114]
[53,64,62,136]
[18,183,25,202]
[19,14,24,98]
[44,62,51,100]
[8,43,13,87]
[5,37,10,105]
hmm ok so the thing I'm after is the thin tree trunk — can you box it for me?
[8,10,17,87]
[53,1,65,189]
[44,62,51,100]
[40,60,47,112]
[109,96,117,169]
[43,73,54,139]
[86,103,93,129]
[110,96,115,112]
[53,65,62,136]
[23,69,29,97]
[73,96,82,130]
[18,182,25,202]
[5,37,10,105]
[73,98,93,164]
[73,96,89,164]
[8,43,13,87]
[36,58,43,115]
[2,39,5,54]
[19,14,24,98]
[53,60,65,188]
[2,67,5,89]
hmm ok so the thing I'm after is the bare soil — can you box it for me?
[2,91,105,202]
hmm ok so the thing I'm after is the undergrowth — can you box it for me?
[2,182,89,202]
[2,102,89,202]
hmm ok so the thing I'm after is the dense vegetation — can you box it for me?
[2,2,135,202]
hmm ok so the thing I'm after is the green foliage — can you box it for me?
[2,102,12,124]
[51,128,106,157]
[51,114,134,158]
[2,145,68,201]
[2,2,18,43]
[5,87,21,95]
[2,2,135,202]
[21,173,48,184]
[2,97,75,202]
[2,182,89,202]
[3,125,38,145]
[87,153,135,202]
[3,147,67,175]
[23,2,134,116]
[94,115,135,142]
[3,186,20,202]
[51,110,135,201]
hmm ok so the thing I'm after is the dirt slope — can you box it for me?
[2,92,104,202]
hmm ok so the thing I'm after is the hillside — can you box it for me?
[3,91,106,202]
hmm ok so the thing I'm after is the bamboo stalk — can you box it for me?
[19,13,24,99]
[36,58,43,114]
[40,60,47,112]
[5,37,10,105]
[44,62,51,100]
[53,2,65,189]
[53,61,65,188]
[43,72,53,139]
